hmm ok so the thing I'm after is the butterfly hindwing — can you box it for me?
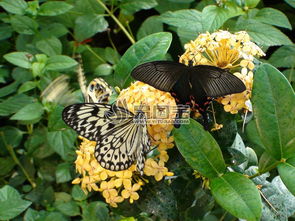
[191,65,246,97]
[131,61,187,91]
[86,78,112,103]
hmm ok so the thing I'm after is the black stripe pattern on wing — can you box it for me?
[62,103,150,174]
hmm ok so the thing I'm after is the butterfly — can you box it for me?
[62,80,150,174]
[131,61,246,129]
[86,78,113,103]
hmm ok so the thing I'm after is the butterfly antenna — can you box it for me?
[75,54,88,102]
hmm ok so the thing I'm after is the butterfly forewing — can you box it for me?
[131,61,187,91]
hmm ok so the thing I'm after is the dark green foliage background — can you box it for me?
[0,0,294,220]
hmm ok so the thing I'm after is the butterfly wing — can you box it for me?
[62,103,149,173]
[86,78,112,103]
[131,61,188,91]
[191,65,246,97]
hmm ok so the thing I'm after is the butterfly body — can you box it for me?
[131,61,246,128]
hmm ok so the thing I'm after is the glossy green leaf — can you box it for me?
[47,129,77,160]
[4,52,32,69]
[252,64,295,159]
[161,9,202,43]
[235,18,292,46]
[74,14,108,42]
[174,120,226,179]
[38,1,73,16]
[18,81,37,94]
[24,208,46,221]
[0,94,34,116]
[137,181,178,220]
[210,172,262,221]
[0,126,23,149]
[94,63,113,76]
[0,157,16,176]
[252,8,292,29]
[278,157,295,195]
[46,55,78,71]
[71,185,87,201]
[119,0,157,15]
[114,32,172,88]
[55,163,72,183]
[137,16,163,40]
[155,0,191,13]
[285,0,295,7]
[246,120,266,156]
[258,151,278,172]
[245,0,260,8]
[10,15,38,35]
[268,45,295,68]
[0,185,32,220]
[0,0,27,15]
[0,25,13,40]
[10,102,44,121]
[55,200,80,216]
[201,4,244,32]
[81,201,109,221]
[48,105,67,131]
[36,36,62,56]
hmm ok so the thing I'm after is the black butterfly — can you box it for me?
[131,61,246,129]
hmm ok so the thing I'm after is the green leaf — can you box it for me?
[4,52,32,69]
[210,172,262,221]
[0,94,34,116]
[48,105,67,131]
[94,64,113,76]
[0,0,27,15]
[24,208,47,221]
[55,200,80,216]
[161,9,202,43]
[81,201,109,221]
[252,8,292,30]
[201,4,244,32]
[235,18,292,46]
[47,129,77,160]
[38,1,73,16]
[10,15,38,35]
[245,0,260,8]
[137,181,178,220]
[74,14,108,42]
[0,126,23,148]
[56,163,72,183]
[278,157,295,196]
[10,102,44,121]
[119,0,157,15]
[0,185,32,220]
[46,55,78,71]
[0,25,13,41]
[155,0,191,13]
[246,120,266,156]
[285,0,295,8]
[18,81,37,94]
[71,185,87,201]
[268,45,295,68]
[228,133,248,166]
[137,16,163,40]
[0,157,16,176]
[36,36,62,56]
[114,32,172,88]
[258,151,278,172]
[252,64,295,159]
[174,120,226,179]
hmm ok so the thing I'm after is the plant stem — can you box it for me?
[0,132,36,188]
[85,45,107,63]
[248,161,281,179]
[95,0,135,44]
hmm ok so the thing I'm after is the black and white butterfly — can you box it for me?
[62,80,150,174]
[131,61,246,129]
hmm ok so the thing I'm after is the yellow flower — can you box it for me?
[114,170,133,188]
[179,30,265,115]
[121,183,141,203]
[100,180,116,199]
[105,190,124,208]
[144,158,174,181]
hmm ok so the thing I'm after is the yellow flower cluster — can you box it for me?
[179,30,265,114]
[72,81,176,207]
